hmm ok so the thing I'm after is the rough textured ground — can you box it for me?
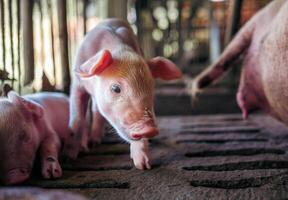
[2,113,288,200]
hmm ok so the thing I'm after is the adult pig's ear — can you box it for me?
[147,57,182,81]
[7,91,44,119]
[75,50,113,78]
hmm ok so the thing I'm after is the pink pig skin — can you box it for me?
[192,0,288,121]
[66,18,182,169]
[0,92,70,185]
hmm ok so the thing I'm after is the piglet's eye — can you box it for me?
[111,84,121,93]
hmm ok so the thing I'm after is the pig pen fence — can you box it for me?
[0,0,220,96]
[0,0,127,95]
[0,0,100,95]
[0,0,271,96]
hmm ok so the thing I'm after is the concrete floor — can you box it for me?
[2,81,288,199]
[3,113,288,200]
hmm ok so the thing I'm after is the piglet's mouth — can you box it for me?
[130,127,159,140]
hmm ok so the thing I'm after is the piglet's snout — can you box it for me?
[130,125,159,140]
[4,168,30,185]
[122,109,159,140]
[122,111,144,126]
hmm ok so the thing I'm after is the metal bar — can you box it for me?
[209,2,221,63]
[224,0,243,46]
[57,0,71,94]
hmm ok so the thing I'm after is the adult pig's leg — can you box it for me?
[192,16,256,94]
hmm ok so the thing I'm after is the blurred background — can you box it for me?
[0,0,271,115]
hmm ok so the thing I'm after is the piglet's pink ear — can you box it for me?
[147,57,182,81]
[75,50,113,78]
[7,91,44,119]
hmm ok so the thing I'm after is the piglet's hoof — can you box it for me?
[42,157,62,179]
[131,152,151,170]
[62,141,80,160]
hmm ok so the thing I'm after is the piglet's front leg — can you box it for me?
[65,83,90,158]
[130,139,151,170]
[40,134,62,179]
[89,100,105,147]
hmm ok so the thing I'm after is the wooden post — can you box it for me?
[224,0,243,46]
[57,0,71,94]
[134,0,154,58]
[187,0,203,36]
[99,0,127,20]
[8,0,15,87]
[135,0,144,40]
[108,0,127,20]
[178,0,183,59]
[21,0,34,85]
[47,0,56,86]
[17,0,21,93]
[0,0,6,72]
[83,0,88,35]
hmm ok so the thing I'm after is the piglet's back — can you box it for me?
[75,18,142,68]
[25,92,70,140]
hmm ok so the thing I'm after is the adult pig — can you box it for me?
[65,18,182,169]
[0,92,70,185]
[192,0,288,122]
